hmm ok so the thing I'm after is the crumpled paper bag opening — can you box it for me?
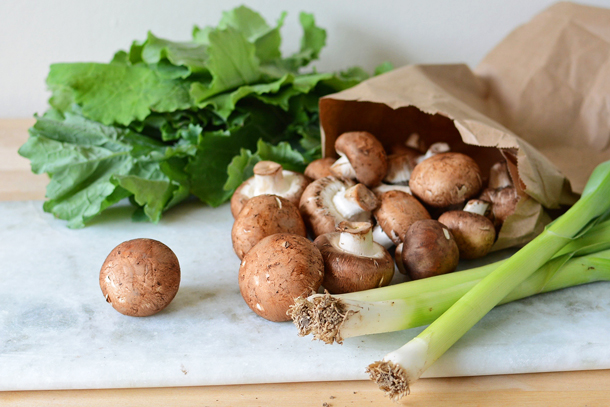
[319,2,610,250]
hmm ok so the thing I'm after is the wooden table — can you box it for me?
[1,118,609,407]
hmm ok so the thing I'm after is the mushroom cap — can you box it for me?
[230,163,309,218]
[304,157,335,180]
[232,194,306,260]
[99,238,180,317]
[332,131,388,187]
[314,232,394,294]
[238,233,324,322]
[479,187,520,228]
[373,190,431,245]
[299,176,373,237]
[409,152,483,208]
[438,211,496,259]
[401,219,459,280]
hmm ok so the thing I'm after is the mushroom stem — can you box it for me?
[252,161,287,195]
[463,199,490,216]
[330,154,357,180]
[337,222,378,257]
[332,184,377,220]
[488,161,513,190]
[373,224,394,249]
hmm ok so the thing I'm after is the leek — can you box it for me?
[366,161,610,400]
[291,249,610,344]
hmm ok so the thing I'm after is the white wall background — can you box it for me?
[1,0,609,118]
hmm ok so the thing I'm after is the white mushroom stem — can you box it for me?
[463,200,490,216]
[338,225,378,257]
[332,184,376,220]
[252,161,287,195]
[415,142,451,164]
[373,225,394,249]
[339,231,375,256]
[330,153,357,180]
[488,161,513,190]
[406,133,423,150]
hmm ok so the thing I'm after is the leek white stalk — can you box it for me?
[295,250,610,344]
[367,160,610,400]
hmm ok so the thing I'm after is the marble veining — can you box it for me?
[0,200,609,390]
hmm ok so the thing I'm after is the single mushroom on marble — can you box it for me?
[239,233,324,322]
[409,152,483,208]
[231,194,307,260]
[230,161,309,218]
[438,199,496,259]
[299,176,378,237]
[329,131,388,187]
[314,221,394,294]
[401,219,459,280]
[99,238,181,317]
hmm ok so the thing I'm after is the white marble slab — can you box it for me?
[0,200,609,391]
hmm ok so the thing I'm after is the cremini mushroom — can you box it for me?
[488,161,513,190]
[479,187,520,229]
[231,194,306,260]
[314,221,394,294]
[99,238,180,317]
[438,199,496,259]
[230,161,309,218]
[299,177,378,237]
[401,219,459,280]
[329,131,388,187]
[239,233,324,322]
[409,152,483,208]
[304,157,335,180]
[373,190,431,246]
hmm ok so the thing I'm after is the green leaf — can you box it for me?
[141,31,209,72]
[283,12,326,70]
[197,74,292,118]
[187,129,259,206]
[255,139,306,172]
[190,26,261,103]
[19,112,190,227]
[47,63,193,125]
[224,148,259,192]
[114,162,176,223]
[374,61,394,76]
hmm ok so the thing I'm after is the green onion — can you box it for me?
[366,161,610,400]
[291,249,610,344]
[289,218,610,341]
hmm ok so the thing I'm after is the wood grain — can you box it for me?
[1,118,609,406]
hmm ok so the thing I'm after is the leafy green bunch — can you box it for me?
[20,6,384,227]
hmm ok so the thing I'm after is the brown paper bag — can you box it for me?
[319,2,610,250]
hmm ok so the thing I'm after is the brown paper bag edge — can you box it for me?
[318,65,572,251]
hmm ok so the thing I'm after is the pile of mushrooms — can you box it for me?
[230,131,521,322]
